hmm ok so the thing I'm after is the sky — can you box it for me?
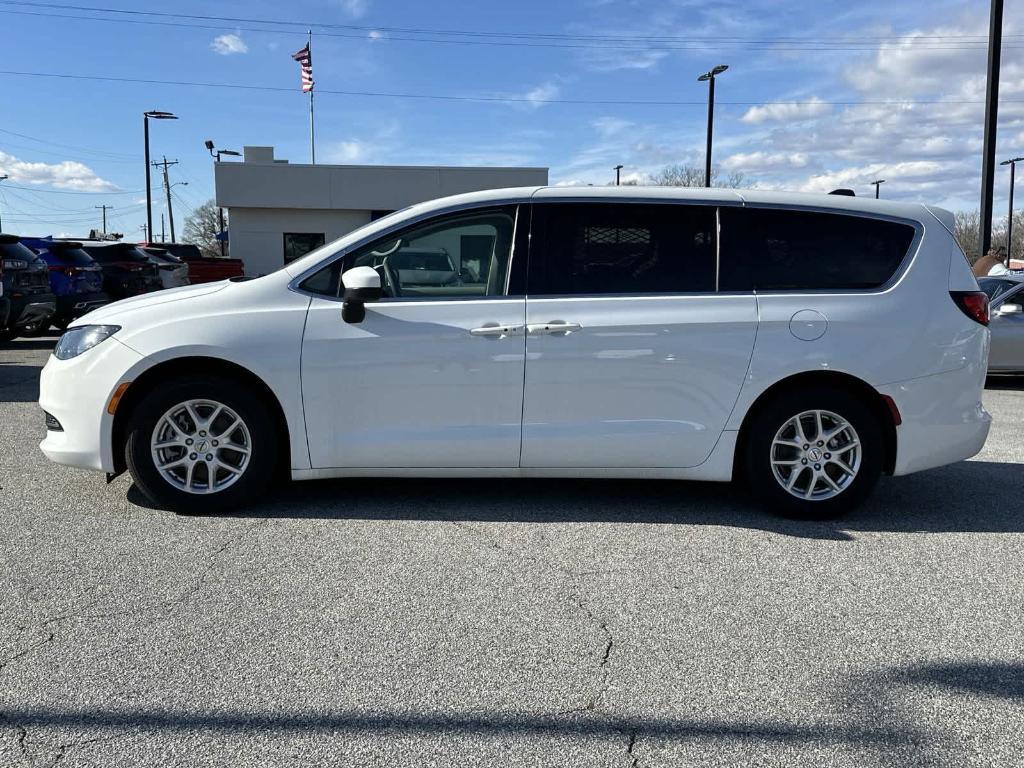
[0,0,1023,239]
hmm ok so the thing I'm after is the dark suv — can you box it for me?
[79,242,163,298]
[20,238,109,330]
[0,234,57,341]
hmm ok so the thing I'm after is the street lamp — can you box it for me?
[1000,156,1023,264]
[697,64,728,188]
[206,140,241,257]
[614,164,624,186]
[0,174,8,231]
[871,179,886,199]
[144,110,178,243]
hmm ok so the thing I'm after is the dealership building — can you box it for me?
[214,146,548,277]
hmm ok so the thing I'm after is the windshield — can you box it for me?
[0,242,39,263]
[86,245,151,263]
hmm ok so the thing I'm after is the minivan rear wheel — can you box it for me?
[125,377,277,513]
[745,387,882,518]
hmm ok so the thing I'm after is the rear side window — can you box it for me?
[529,203,717,295]
[50,248,95,267]
[719,208,916,291]
[0,242,38,262]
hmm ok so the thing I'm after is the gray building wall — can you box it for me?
[216,147,548,276]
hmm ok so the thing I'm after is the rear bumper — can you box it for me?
[7,293,57,329]
[879,364,991,476]
[56,292,110,319]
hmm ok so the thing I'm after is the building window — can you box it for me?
[283,232,326,264]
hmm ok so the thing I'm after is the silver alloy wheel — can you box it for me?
[769,409,861,501]
[150,399,252,495]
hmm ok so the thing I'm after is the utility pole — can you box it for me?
[139,224,148,241]
[871,179,886,199]
[0,174,8,231]
[614,165,624,186]
[152,156,179,243]
[161,213,166,243]
[143,110,177,244]
[979,0,1004,258]
[94,204,113,234]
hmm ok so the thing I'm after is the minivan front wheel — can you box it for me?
[125,377,277,513]
[745,388,882,517]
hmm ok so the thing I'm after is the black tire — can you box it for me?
[125,376,278,514]
[0,328,17,343]
[744,386,882,518]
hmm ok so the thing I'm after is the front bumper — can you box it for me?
[39,336,147,472]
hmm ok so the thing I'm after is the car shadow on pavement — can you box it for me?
[127,457,1024,540]
[985,375,1024,390]
[0,361,43,403]
[1,660,1020,764]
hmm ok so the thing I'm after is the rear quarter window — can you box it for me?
[719,208,916,291]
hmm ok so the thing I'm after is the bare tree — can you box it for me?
[954,210,1023,265]
[183,199,224,258]
[954,210,981,263]
[648,164,745,188]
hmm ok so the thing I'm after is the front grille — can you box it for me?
[44,411,63,431]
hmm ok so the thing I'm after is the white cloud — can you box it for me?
[523,82,560,108]
[338,0,368,18]
[0,151,118,192]
[329,140,367,163]
[720,151,809,171]
[211,33,248,55]
[741,98,830,124]
[367,30,383,42]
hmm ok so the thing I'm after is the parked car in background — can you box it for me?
[20,238,109,331]
[78,241,163,299]
[0,234,57,340]
[138,242,243,284]
[979,274,1024,373]
[142,247,191,289]
[39,187,990,518]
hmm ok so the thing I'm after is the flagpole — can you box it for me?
[308,30,316,165]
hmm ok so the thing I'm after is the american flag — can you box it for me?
[292,44,314,92]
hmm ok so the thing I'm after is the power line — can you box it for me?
[2,1,1020,46]
[1,6,1021,52]
[2,69,1020,107]
[0,182,150,195]
[0,126,135,160]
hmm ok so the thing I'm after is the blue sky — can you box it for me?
[0,0,1022,239]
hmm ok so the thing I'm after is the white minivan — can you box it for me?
[38,187,991,517]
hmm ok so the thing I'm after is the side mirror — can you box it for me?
[341,266,382,324]
[997,302,1023,316]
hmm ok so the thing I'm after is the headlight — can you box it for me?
[54,325,121,360]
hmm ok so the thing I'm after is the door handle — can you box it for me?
[469,324,524,338]
[526,321,582,335]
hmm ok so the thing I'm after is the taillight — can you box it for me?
[950,291,989,326]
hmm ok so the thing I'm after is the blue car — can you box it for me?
[20,237,109,330]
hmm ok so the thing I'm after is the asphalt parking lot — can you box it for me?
[1,337,1023,767]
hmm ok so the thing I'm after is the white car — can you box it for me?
[38,187,991,517]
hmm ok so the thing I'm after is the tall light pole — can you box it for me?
[697,64,728,188]
[206,140,241,257]
[979,0,1004,258]
[1001,156,1023,264]
[143,110,177,244]
[0,174,8,231]
[871,179,886,199]
[614,164,623,186]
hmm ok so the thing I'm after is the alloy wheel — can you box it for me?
[150,399,252,494]
[769,409,861,501]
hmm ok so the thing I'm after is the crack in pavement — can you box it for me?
[625,730,640,767]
